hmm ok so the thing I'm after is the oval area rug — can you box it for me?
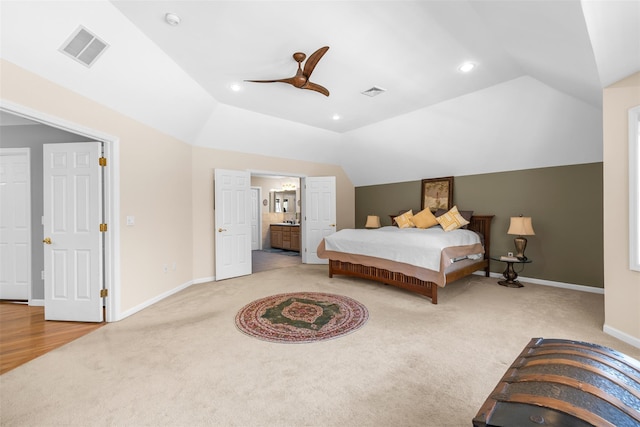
[235,292,369,343]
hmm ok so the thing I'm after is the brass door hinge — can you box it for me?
[100,289,108,298]
[100,223,108,232]
[99,157,107,167]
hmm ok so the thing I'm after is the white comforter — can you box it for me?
[322,226,482,272]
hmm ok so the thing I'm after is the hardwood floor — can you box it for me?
[0,302,104,375]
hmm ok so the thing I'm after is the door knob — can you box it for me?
[43,237,52,245]
[218,228,227,232]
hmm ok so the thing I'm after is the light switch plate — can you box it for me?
[126,216,135,226]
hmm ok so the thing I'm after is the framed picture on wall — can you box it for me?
[421,176,454,212]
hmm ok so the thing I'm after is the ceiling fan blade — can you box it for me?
[302,46,329,79]
[244,77,296,85]
[302,81,330,97]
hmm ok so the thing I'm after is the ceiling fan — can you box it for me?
[245,46,330,97]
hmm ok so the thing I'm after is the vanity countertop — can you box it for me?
[271,223,300,226]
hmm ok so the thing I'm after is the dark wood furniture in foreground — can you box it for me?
[490,256,532,288]
[328,215,493,304]
[473,337,640,427]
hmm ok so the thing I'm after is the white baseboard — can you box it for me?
[603,324,640,349]
[29,277,217,321]
[478,272,639,349]
[480,271,604,294]
[115,276,216,321]
[193,276,215,285]
[116,279,196,321]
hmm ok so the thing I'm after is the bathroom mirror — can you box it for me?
[269,191,296,213]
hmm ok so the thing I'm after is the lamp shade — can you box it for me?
[507,216,535,236]
[365,215,381,229]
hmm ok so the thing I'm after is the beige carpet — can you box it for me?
[1,265,638,427]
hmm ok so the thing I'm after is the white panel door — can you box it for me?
[303,176,336,264]
[250,187,261,251]
[43,142,103,322]
[215,169,251,280]
[0,149,31,300]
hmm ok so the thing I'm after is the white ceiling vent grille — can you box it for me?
[361,86,386,97]
[59,26,109,67]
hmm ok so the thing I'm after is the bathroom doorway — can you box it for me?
[250,174,302,272]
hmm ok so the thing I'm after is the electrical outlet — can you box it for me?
[163,264,168,273]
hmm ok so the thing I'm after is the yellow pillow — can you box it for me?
[436,206,470,231]
[412,208,438,229]
[394,210,415,229]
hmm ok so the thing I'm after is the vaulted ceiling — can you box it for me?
[1,1,639,186]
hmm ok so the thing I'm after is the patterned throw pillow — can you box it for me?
[435,208,473,229]
[394,210,415,229]
[412,208,438,229]
[436,206,470,231]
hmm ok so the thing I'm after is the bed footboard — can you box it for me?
[329,260,439,304]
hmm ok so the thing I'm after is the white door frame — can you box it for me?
[1,100,120,322]
[250,186,262,250]
[0,147,32,301]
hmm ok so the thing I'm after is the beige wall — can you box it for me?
[1,60,355,316]
[603,72,640,344]
[1,60,194,314]
[191,147,354,281]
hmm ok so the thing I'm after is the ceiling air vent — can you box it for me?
[361,86,386,97]
[59,26,109,67]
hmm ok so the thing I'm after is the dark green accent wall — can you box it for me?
[355,163,603,288]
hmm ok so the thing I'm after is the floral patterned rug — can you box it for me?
[235,292,369,343]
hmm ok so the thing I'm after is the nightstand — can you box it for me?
[490,257,532,288]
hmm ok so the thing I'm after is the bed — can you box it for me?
[317,214,493,304]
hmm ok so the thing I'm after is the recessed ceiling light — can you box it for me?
[332,114,341,121]
[230,83,242,92]
[165,13,181,26]
[458,62,476,73]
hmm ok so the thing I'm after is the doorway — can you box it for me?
[0,104,119,322]
[250,174,302,272]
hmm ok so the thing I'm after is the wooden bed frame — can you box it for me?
[327,215,494,304]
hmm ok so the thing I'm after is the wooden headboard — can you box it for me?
[468,215,494,262]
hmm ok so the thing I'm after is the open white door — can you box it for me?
[302,176,336,264]
[0,148,31,300]
[215,169,251,280]
[43,142,103,322]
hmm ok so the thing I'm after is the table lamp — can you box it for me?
[507,215,535,260]
[365,215,381,229]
